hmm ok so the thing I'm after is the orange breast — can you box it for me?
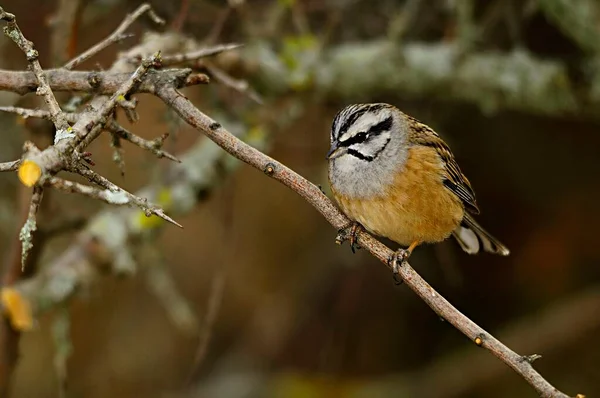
[332,146,464,246]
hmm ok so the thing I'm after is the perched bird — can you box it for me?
[327,103,509,276]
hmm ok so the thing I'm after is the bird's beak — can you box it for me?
[326,143,344,160]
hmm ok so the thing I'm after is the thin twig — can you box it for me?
[67,52,163,149]
[156,85,573,398]
[106,122,180,163]
[159,43,244,66]
[0,106,54,120]
[204,61,263,104]
[67,165,182,228]
[187,270,225,383]
[0,6,70,131]
[63,3,164,70]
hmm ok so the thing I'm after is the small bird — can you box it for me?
[327,103,509,277]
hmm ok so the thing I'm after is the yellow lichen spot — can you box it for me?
[474,336,483,346]
[135,211,163,229]
[117,95,126,102]
[18,160,41,187]
[247,125,267,144]
[1,288,33,331]
[157,188,172,207]
[134,188,172,230]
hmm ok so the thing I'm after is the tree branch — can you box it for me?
[63,3,164,70]
[242,40,595,118]
[155,85,575,398]
[0,68,208,96]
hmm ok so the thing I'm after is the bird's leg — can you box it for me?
[389,241,420,285]
[336,221,364,253]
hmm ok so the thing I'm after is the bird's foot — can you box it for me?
[336,222,363,253]
[388,248,413,285]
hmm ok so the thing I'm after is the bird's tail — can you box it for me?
[452,213,510,256]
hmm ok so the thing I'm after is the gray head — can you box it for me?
[327,103,409,198]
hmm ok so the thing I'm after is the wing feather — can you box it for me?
[404,114,480,214]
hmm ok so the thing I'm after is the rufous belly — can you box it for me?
[332,147,464,246]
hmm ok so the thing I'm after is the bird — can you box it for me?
[326,103,509,278]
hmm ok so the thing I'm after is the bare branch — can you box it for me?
[156,86,574,398]
[0,106,53,120]
[106,122,180,163]
[65,52,162,148]
[0,160,20,172]
[63,3,164,70]
[47,176,133,205]
[65,165,182,228]
[0,69,205,96]
[0,6,70,131]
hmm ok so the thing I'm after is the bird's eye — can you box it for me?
[355,132,369,142]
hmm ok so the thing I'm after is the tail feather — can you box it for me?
[452,214,510,256]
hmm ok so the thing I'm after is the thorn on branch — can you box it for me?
[107,122,180,163]
[68,165,182,228]
[520,354,542,364]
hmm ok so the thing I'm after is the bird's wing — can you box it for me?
[405,115,480,215]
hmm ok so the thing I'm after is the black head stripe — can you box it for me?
[338,115,393,148]
[332,103,388,140]
[347,137,391,162]
[368,115,393,136]
[336,106,369,138]
[347,148,373,161]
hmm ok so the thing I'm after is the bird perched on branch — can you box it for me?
[327,103,509,279]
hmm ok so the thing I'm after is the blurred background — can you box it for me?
[0,0,599,397]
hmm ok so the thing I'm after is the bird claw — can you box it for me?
[389,248,412,285]
[336,222,363,253]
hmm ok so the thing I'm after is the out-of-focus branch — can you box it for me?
[155,86,575,398]
[64,3,164,70]
[50,0,84,65]
[9,117,265,321]
[358,286,600,398]
[159,43,243,66]
[539,0,600,54]
[241,40,593,117]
